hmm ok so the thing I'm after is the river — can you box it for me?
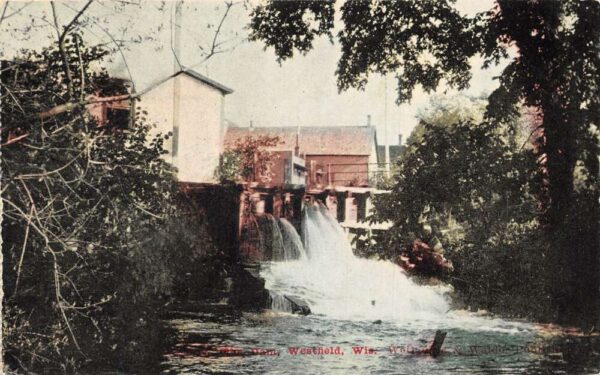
[160,203,600,374]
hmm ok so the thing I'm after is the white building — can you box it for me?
[140,69,233,184]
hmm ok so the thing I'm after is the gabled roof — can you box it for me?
[224,126,377,156]
[176,69,233,95]
[138,68,234,97]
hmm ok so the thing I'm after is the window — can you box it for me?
[106,108,130,130]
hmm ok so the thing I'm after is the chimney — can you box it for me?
[294,126,300,156]
[398,134,403,145]
[367,114,371,126]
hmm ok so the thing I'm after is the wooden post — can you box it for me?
[429,330,447,357]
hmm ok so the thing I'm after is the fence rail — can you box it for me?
[307,162,390,187]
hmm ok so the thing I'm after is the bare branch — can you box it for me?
[1,1,33,26]
[51,0,93,99]
[4,2,31,19]
[51,1,75,98]
[0,1,9,26]
[2,191,82,352]
[57,0,94,44]
[204,1,235,63]
[61,1,137,91]
[16,150,85,179]
[14,205,33,296]
[75,36,85,101]
[1,133,29,147]
[11,0,239,126]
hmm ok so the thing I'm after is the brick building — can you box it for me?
[224,125,381,189]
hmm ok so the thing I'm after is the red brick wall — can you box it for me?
[267,153,287,186]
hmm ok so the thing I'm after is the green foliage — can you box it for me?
[220,135,282,184]
[1,36,220,372]
[375,118,536,246]
[368,172,394,190]
[367,95,553,318]
[337,1,477,102]
[351,229,387,259]
[448,220,553,319]
[249,0,335,62]
[215,149,243,184]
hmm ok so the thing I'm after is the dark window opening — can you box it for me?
[106,108,130,130]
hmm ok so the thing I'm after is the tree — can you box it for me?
[369,95,551,316]
[376,95,530,239]
[249,0,599,325]
[219,135,282,184]
[1,2,242,371]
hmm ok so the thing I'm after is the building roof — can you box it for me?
[224,126,378,156]
[177,69,233,95]
[139,68,234,97]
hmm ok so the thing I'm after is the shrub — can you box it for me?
[1,36,222,372]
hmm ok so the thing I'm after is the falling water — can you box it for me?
[278,218,308,261]
[163,204,595,374]
[263,202,448,321]
[269,292,293,312]
[162,202,585,375]
[255,214,286,261]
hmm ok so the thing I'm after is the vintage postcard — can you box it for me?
[1,0,599,373]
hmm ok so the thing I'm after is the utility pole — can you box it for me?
[171,0,182,165]
[384,76,390,177]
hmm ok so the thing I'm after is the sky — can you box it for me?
[1,0,505,145]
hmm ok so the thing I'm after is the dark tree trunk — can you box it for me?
[542,99,576,323]
[542,97,599,325]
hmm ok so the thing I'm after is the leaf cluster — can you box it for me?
[219,135,282,184]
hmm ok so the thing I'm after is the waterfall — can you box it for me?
[269,292,293,312]
[278,218,308,261]
[255,214,286,261]
[263,202,451,322]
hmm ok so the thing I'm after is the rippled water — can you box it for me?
[162,311,600,374]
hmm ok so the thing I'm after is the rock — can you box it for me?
[284,295,311,315]
[230,266,270,311]
[397,239,453,277]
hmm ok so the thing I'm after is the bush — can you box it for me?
[1,37,223,372]
[446,220,553,320]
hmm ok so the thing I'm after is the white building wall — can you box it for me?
[176,74,225,183]
[140,74,226,184]
[141,79,176,158]
[368,140,378,176]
